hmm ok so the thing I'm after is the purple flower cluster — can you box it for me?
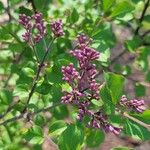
[33,12,46,43]
[120,95,145,113]
[61,34,121,135]
[51,20,64,37]
[61,63,81,85]
[88,112,121,135]
[19,12,45,43]
[19,13,64,43]
[77,34,91,45]
[19,14,32,41]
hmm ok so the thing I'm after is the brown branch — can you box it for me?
[6,0,12,22]
[27,0,36,13]
[0,49,26,119]
[22,38,55,113]
[0,102,62,126]
[142,29,150,37]
[134,0,150,35]
[123,112,150,131]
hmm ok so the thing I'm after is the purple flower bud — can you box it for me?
[33,12,46,43]
[70,44,100,69]
[22,32,31,42]
[61,92,73,103]
[120,95,145,113]
[77,34,92,45]
[77,108,85,121]
[19,14,31,28]
[19,12,46,43]
[61,63,81,84]
[51,20,64,37]
[92,119,101,128]
[33,12,42,23]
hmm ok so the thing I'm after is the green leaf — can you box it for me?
[131,0,142,3]
[143,15,150,23]
[0,1,4,13]
[103,0,116,12]
[86,129,105,148]
[50,84,62,102]
[34,115,46,126]
[61,83,72,93]
[131,110,150,124]
[13,84,29,99]
[70,8,79,23]
[92,23,116,48]
[124,119,150,140]
[58,124,84,150]
[134,83,146,97]
[49,120,67,137]
[36,82,52,95]
[22,67,35,78]
[52,105,69,119]
[19,6,33,16]
[110,1,134,18]
[0,90,13,105]
[93,42,110,62]
[1,26,23,44]
[23,125,44,144]
[125,37,142,52]
[104,72,125,104]
[100,84,114,114]
[91,99,103,107]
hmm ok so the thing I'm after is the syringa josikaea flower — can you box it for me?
[120,95,145,113]
[19,12,46,43]
[19,12,64,43]
[51,20,64,37]
[61,34,121,135]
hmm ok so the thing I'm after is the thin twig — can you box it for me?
[123,112,150,131]
[30,39,40,63]
[141,29,150,37]
[134,0,150,35]
[27,0,36,13]
[0,102,62,126]
[22,38,55,113]
[6,0,12,22]
[0,100,20,120]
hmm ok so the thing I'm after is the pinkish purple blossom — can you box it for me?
[70,44,100,69]
[87,112,121,135]
[33,12,45,43]
[120,95,145,113]
[19,12,63,43]
[51,20,64,37]
[104,124,121,135]
[19,12,45,43]
[61,63,81,85]
[61,34,121,135]
[19,14,32,42]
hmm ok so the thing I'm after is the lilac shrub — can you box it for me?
[120,95,145,113]
[61,34,122,135]
[19,12,46,43]
[19,13,64,43]
[51,20,64,37]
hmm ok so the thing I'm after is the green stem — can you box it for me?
[134,0,150,35]
[22,37,55,113]
[0,102,62,126]
[30,39,40,63]
[123,112,150,131]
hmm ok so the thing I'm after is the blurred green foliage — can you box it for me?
[0,0,150,149]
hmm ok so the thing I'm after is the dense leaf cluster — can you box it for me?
[0,0,150,150]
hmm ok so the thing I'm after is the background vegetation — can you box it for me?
[0,0,150,150]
